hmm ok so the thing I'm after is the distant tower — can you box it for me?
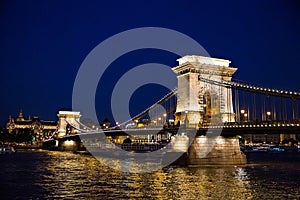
[6,115,15,133]
[172,55,237,127]
[16,109,25,121]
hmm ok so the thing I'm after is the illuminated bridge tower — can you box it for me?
[172,55,237,127]
[172,55,246,165]
[57,111,81,138]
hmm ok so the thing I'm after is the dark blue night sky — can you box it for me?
[0,0,299,125]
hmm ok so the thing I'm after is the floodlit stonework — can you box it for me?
[188,136,246,165]
[172,55,246,165]
[172,55,237,127]
[57,111,81,138]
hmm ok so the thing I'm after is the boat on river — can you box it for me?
[0,145,15,154]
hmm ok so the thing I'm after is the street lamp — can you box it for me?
[266,111,271,121]
[184,110,188,125]
[241,109,246,121]
[244,113,248,122]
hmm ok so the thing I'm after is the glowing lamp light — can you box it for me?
[64,140,74,146]
[240,109,245,114]
[266,111,271,116]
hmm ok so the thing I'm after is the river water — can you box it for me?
[0,150,299,199]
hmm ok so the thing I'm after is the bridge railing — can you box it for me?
[223,119,300,126]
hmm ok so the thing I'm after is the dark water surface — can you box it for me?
[0,150,299,199]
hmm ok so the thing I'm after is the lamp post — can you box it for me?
[244,113,248,122]
[184,110,188,126]
[134,119,138,127]
[266,111,271,121]
[163,113,167,128]
[241,109,245,122]
[153,120,157,126]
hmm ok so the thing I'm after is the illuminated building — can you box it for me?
[6,110,57,142]
[242,134,280,144]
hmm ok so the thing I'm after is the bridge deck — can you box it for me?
[60,122,300,138]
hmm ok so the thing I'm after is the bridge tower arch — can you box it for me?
[172,55,237,127]
[57,111,81,138]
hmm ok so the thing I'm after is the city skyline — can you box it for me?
[1,1,300,126]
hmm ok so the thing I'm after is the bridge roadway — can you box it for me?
[42,120,300,159]
[107,125,300,137]
[62,120,300,139]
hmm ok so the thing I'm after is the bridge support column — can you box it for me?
[58,139,80,151]
[188,136,246,165]
[171,135,189,152]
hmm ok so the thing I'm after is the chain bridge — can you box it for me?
[43,55,300,165]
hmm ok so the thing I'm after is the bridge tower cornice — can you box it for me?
[173,62,237,78]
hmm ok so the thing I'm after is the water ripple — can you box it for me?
[0,150,299,199]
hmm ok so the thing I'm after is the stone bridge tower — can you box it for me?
[172,55,237,127]
[57,111,81,138]
[172,56,246,165]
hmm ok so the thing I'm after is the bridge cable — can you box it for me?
[65,119,89,133]
[292,98,297,120]
[199,77,300,99]
[112,88,177,128]
[235,87,240,122]
[273,97,277,120]
[252,93,256,121]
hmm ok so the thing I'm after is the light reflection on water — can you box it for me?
[0,150,299,199]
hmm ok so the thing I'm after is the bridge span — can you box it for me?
[44,55,300,166]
